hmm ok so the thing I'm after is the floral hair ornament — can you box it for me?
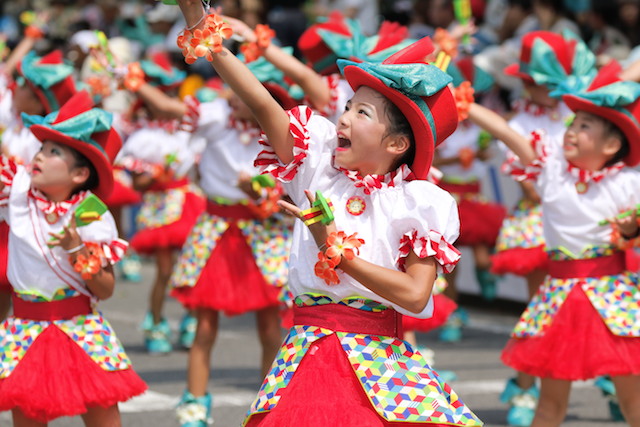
[177,11,233,64]
[563,61,640,166]
[338,37,458,179]
[239,24,275,63]
[300,191,335,226]
[314,231,365,286]
[69,241,104,280]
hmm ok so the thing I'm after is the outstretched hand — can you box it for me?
[614,209,639,239]
[278,189,337,248]
[48,216,83,252]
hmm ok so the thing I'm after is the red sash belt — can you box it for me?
[206,200,259,220]
[548,252,626,279]
[293,303,403,338]
[12,294,92,321]
[148,177,190,192]
[439,181,481,195]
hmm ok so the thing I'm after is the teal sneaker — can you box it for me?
[120,253,142,282]
[500,377,538,426]
[475,267,499,301]
[438,308,468,342]
[142,313,172,354]
[179,313,197,349]
[176,390,213,427]
[595,376,625,422]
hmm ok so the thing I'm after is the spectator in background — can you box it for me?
[266,0,307,58]
[309,0,380,35]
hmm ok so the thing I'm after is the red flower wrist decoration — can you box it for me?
[454,81,474,122]
[459,146,475,169]
[123,62,145,92]
[177,14,233,64]
[25,25,45,39]
[434,28,458,58]
[69,242,104,280]
[610,219,640,250]
[240,24,275,63]
[313,231,365,286]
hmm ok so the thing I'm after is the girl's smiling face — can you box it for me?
[31,141,89,201]
[563,110,621,171]
[335,86,407,176]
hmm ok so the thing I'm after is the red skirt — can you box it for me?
[0,325,147,422]
[0,222,10,293]
[501,286,640,380]
[402,293,458,332]
[491,245,549,276]
[171,223,281,315]
[130,191,205,254]
[244,333,458,427]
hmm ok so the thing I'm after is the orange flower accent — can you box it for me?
[124,62,145,92]
[85,242,105,260]
[454,81,474,122]
[240,42,262,63]
[433,28,458,58]
[178,14,234,64]
[239,24,274,63]
[314,252,340,286]
[247,185,284,219]
[459,147,475,169]
[325,231,365,262]
[71,253,102,280]
[25,25,45,39]
[86,76,112,98]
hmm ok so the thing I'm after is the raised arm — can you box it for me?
[467,103,536,165]
[177,0,295,163]
[136,83,188,120]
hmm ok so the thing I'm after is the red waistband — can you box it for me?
[548,252,626,279]
[148,177,190,192]
[12,294,92,321]
[293,303,403,338]
[206,200,259,220]
[439,181,480,195]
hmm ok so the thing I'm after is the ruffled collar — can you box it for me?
[337,163,415,195]
[229,116,261,145]
[28,188,87,223]
[566,161,625,194]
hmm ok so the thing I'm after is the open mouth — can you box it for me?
[337,137,351,149]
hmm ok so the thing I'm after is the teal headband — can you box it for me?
[20,51,75,110]
[22,108,113,155]
[338,59,452,143]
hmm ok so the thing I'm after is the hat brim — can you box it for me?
[29,125,114,198]
[504,63,534,83]
[563,94,640,166]
[342,65,434,179]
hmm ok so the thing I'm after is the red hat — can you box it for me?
[504,31,580,84]
[339,37,458,179]
[24,91,122,198]
[298,11,351,75]
[563,61,640,166]
[17,50,78,114]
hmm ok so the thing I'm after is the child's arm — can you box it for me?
[135,83,189,120]
[177,1,295,163]
[48,217,115,300]
[468,103,537,165]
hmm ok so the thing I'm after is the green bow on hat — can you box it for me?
[21,51,75,89]
[572,80,640,125]
[140,60,186,87]
[241,47,302,99]
[22,108,113,153]
[526,31,596,98]
[318,19,414,64]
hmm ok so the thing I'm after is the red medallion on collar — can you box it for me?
[567,161,624,195]
[346,196,366,216]
[28,189,87,224]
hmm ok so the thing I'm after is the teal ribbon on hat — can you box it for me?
[21,108,113,154]
[570,81,640,127]
[446,61,494,93]
[140,60,186,87]
[338,59,453,143]
[240,47,293,87]
[317,20,414,63]
[525,30,596,98]
[20,51,75,110]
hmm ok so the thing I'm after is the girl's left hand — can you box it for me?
[277,189,337,248]
[615,209,639,239]
[48,216,83,252]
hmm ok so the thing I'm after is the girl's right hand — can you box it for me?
[277,189,337,249]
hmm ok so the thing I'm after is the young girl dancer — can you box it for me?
[0,90,147,425]
[469,61,640,426]
[174,2,483,426]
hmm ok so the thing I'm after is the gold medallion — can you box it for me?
[346,196,366,216]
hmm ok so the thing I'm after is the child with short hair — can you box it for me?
[468,61,640,426]
[174,1,483,425]
[0,90,147,425]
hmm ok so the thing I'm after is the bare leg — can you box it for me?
[530,378,571,427]
[0,291,11,321]
[12,409,46,427]
[187,308,219,396]
[150,248,174,324]
[443,268,458,302]
[256,305,282,378]
[472,243,492,270]
[612,374,640,426]
[515,269,546,390]
[81,405,122,427]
